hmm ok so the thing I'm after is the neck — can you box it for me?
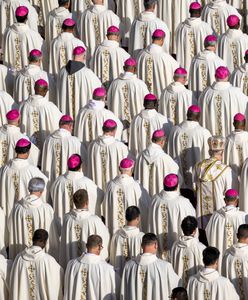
[127,221,138,227]
[17,154,28,159]
[87,249,99,255]
[205,264,217,270]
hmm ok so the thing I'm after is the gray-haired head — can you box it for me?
[28,177,46,193]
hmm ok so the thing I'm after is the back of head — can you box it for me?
[203,246,220,267]
[171,287,188,300]
[16,6,29,23]
[189,2,202,17]
[144,0,157,10]
[237,224,248,241]
[28,177,46,193]
[59,0,70,6]
[32,229,48,248]
[181,216,198,236]
[73,189,88,209]
[86,234,102,250]
[141,233,158,247]
[125,206,140,222]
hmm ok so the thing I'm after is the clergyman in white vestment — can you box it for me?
[8,178,59,260]
[149,174,196,259]
[230,50,248,96]
[51,154,104,227]
[224,113,248,176]
[59,189,110,269]
[134,129,179,197]
[175,2,213,72]
[102,158,150,235]
[120,233,181,299]
[193,136,239,229]
[0,90,18,128]
[128,0,170,57]
[187,246,239,299]
[109,206,144,276]
[64,235,120,300]
[171,216,206,287]
[10,229,64,300]
[222,224,248,299]
[0,254,11,300]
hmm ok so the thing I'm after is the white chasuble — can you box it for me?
[56,64,101,119]
[14,64,55,104]
[50,171,104,227]
[171,235,206,287]
[0,90,18,127]
[129,109,173,158]
[206,206,247,271]
[0,255,11,300]
[10,246,64,300]
[134,142,180,197]
[0,158,48,221]
[109,226,144,276]
[78,4,120,62]
[128,11,170,57]
[20,94,63,149]
[107,72,149,131]
[72,0,116,14]
[45,7,72,48]
[193,158,239,229]
[149,190,196,259]
[102,174,150,236]
[75,100,123,148]
[167,120,211,189]
[137,44,179,98]
[0,0,38,47]
[59,209,110,269]
[0,64,15,95]
[87,135,129,191]
[8,194,59,260]
[120,253,180,299]
[222,243,248,299]
[3,23,45,72]
[231,63,248,96]
[0,208,7,256]
[159,81,196,126]
[91,39,130,89]
[0,125,40,167]
[187,268,239,300]
[175,17,213,72]
[224,130,248,177]
[41,128,86,184]
[49,32,86,76]
[218,29,248,73]
[188,49,226,98]
[199,81,248,137]
[202,0,241,36]
[64,253,119,300]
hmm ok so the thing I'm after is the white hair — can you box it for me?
[28,177,46,193]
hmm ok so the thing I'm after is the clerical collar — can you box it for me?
[202,268,217,275]
[74,208,88,212]
[225,205,238,211]
[88,99,105,110]
[66,60,85,75]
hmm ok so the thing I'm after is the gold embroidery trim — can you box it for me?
[66,182,74,210]
[32,111,40,148]
[242,75,248,95]
[25,215,33,247]
[92,15,101,46]
[182,255,189,287]
[12,173,19,202]
[122,238,129,260]
[27,264,36,300]
[144,120,151,148]
[140,24,148,49]
[0,140,8,166]
[117,189,125,228]
[80,268,88,300]
[74,224,82,256]
[234,259,245,300]
[204,289,211,300]
[215,94,222,136]
[180,133,189,185]
[60,45,67,68]
[200,64,207,91]
[122,84,131,123]
[146,56,153,92]
[87,113,93,142]
[188,31,196,59]
[102,49,110,89]
[213,11,220,35]
[14,37,21,71]
[225,222,233,248]
[100,150,107,190]
[68,74,75,119]
[161,203,169,259]
[230,42,238,69]
[170,96,177,125]
[55,143,62,178]
[140,268,147,299]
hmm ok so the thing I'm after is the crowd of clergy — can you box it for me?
[1,0,248,299]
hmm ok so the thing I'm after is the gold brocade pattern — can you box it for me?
[37,0,44,27]
[204,289,211,300]
[215,94,222,136]
[87,113,93,142]
[146,56,153,92]
[85,0,91,8]
[60,45,67,68]
[134,0,139,16]
[74,224,82,256]
[102,50,110,88]
[180,133,189,185]
[25,77,32,95]
[66,182,74,210]
[182,255,189,287]
[140,268,147,299]
[230,42,238,68]
[122,84,131,123]
[122,238,129,260]
[0,140,8,166]
[140,24,148,49]
[25,215,33,247]
[169,96,177,125]
[32,111,40,148]
[14,37,21,71]
[55,22,62,35]
[242,75,248,95]
[55,143,62,178]
[236,145,244,168]
[225,222,233,248]
[100,150,107,190]
[234,259,245,300]
[27,264,36,300]
[188,31,196,59]
[161,203,169,259]
[80,268,88,300]
[5,5,10,27]
[148,163,154,195]
[213,11,220,35]
[12,173,19,201]
[117,189,125,228]
[144,120,151,147]
[200,64,207,91]
[92,15,101,46]
[68,74,75,119]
